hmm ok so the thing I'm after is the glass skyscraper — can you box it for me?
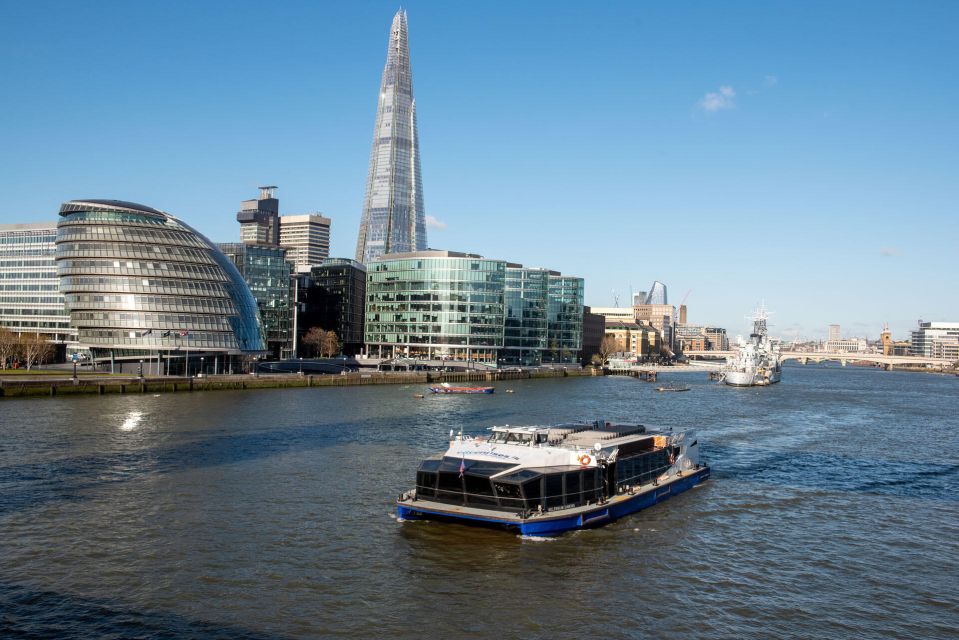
[355,9,427,264]
[545,275,585,364]
[502,266,549,366]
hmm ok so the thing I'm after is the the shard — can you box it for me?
[355,9,427,263]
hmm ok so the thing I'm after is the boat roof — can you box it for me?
[490,421,666,449]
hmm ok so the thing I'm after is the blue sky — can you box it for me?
[1,0,956,340]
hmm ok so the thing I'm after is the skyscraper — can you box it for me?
[645,281,668,305]
[355,10,427,263]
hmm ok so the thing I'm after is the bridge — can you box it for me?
[683,350,955,370]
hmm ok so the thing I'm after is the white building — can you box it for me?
[279,214,331,273]
[911,322,959,357]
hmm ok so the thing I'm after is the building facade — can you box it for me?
[280,214,331,272]
[644,281,668,305]
[501,266,549,366]
[579,306,606,365]
[544,274,585,364]
[237,186,280,246]
[219,243,293,359]
[365,251,505,363]
[355,10,427,263]
[0,222,76,355]
[704,326,729,351]
[56,199,265,373]
[298,258,367,355]
[910,321,959,356]
[634,303,674,351]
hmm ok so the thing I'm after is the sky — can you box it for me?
[1,0,956,341]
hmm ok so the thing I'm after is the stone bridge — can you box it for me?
[683,350,954,371]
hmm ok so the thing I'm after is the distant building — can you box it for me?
[237,186,280,246]
[911,321,959,357]
[824,337,868,353]
[279,214,331,273]
[679,304,687,325]
[297,258,367,355]
[56,199,265,373]
[829,324,841,341]
[634,303,674,351]
[604,321,659,358]
[704,327,729,351]
[644,281,667,305]
[219,243,293,359]
[589,307,636,324]
[579,306,606,364]
[0,222,76,357]
[931,338,959,361]
[881,324,893,355]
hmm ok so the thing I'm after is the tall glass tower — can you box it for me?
[355,10,427,264]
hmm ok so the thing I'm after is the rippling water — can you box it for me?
[1,365,957,638]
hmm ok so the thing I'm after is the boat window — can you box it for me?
[522,478,542,507]
[492,482,524,511]
[565,472,581,506]
[437,472,462,502]
[464,474,497,507]
[416,471,437,498]
[545,473,564,509]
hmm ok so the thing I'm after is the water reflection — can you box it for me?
[120,411,143,432]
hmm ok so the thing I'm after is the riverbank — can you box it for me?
[0,367,600,399]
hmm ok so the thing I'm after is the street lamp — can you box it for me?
[200,356,205,377]
[138,359,143,379]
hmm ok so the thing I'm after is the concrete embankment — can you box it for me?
[0,367,600,399]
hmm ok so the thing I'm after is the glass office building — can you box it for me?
[56,199,265,373]
[355,10,427,263]
[365,251,505,363]
[501,266,549,366]
[301,258,367,354]
[219,243,293,359]
[0,222,77,354]
[545,275,585,364]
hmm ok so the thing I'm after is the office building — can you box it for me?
[237,186,280,246]
[501,266,549,366]
[297,258,367,355]
[365,251,505,363]
[279,214,331,272]
[355,10,427,263]
[0,222,76,356]
[589,307,636,324]
[219,243,293,359]
[704,327,729,351]
[644,281,668,305]
[910,321,959,356]
[56,199,265,373]
[544,274,585,364]
[579,306,606,364]
[634,303,674,350]
[829,324,841,342]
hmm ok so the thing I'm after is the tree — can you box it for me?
[18,332,54,370]
[597,335,618,365]
[320,330,341,358]
[302,327,326,357]
[0,327,17,369]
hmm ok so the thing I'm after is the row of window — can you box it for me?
[58,243,215,263]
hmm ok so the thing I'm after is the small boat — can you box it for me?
[396,420,709,536]
[429,383,494,394]
[656,383,690,392]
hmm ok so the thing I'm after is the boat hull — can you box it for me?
[397,465,710,536]
[429,386,494,394]
[723,370,781,386]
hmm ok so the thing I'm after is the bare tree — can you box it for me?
[301,327,326,357]
[18,332,54,370]
[598,335,618,365]
[320,330,341,358]
[0,327,17,369]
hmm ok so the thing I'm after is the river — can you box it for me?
[1,364,957,639]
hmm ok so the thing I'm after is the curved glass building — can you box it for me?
[365,251,505,363]
[56,200,265,372]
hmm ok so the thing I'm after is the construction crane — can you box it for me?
[674,289,692,326]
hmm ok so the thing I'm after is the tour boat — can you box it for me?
[396,420,709,535]
[428,383,495,394]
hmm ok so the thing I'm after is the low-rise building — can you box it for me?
[911,321,959,357]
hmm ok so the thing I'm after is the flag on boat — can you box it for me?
[179,330,189,337]
[161,330,172,337]
[140,328,153,337]
[458,456,465,478]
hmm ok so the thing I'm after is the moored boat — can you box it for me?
[720,305,782,387]
[429,383,495,394]
[396,420,709,535]
[655,383,690,392]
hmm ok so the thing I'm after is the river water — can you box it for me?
[1,365,957,639]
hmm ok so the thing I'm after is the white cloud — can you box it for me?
[425,215,447,230]
[764,74,778,87]
[879,247,899,257]
[698,85,736,113]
